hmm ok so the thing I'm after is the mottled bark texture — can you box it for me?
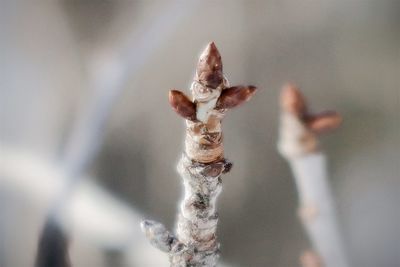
[278,84,349,267]
[142,42,256,266]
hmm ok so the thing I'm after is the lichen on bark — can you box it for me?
[142,42,256,266]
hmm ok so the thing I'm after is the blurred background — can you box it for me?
[0,0,399,266]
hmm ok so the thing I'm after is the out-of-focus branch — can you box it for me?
[34,219,71,267]
[0,145,169,266]
[33,1,200,265]
[30,2,199,265]
[0,145,144,248]
[62,0,200,178]
[277,84,349,267]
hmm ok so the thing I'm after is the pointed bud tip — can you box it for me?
[281,83,306,116]
[168,89,179,101]
[196,42,223,88]
[300,250,323,267]
[281,83,301,102]
[168,89,197,121]
[202,41,220,57]
[247,85,257,95]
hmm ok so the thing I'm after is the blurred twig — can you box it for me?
[278,84,349,267]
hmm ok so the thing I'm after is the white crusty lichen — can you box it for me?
[141,220,186,254]
[141,42,256,267]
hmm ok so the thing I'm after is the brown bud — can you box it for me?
[216,85,257,110]
[281,83,307,116]
[306,111,342,133]
[300,250,323,267]
[168,90,197,121]
[195,42,224,89]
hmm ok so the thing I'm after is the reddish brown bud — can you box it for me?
[280,83,342,134]
[195,42,224,89]
[281,83,307,116]
[169,90,197,121]
[300,250,323,267]
[216,86,257,110]
[306,111,342,133]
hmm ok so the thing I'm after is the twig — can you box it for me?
[277,84,349,267]
[142,42,256,266]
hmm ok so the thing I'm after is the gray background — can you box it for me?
[1,0,399,266]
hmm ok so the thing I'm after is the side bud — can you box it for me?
[306,111,342,134]
[169,90,197,121]
[216,86,257,110]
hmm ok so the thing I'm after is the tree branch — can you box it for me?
[142,42,256,266]
[278,84,349,267]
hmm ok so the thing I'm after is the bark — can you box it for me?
[278,84,349,267]
[142,42,256,266]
